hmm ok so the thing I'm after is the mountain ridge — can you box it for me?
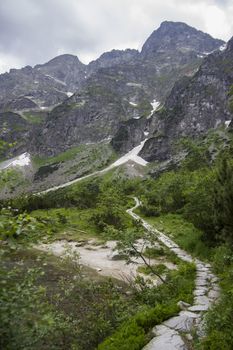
[0,21,228,162]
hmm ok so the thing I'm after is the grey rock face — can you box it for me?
[29,82,127,156]
[29,22,224,157]
[111,118,147,154]
[140,36,233,162]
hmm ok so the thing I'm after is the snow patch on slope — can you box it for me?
[0,153,31,170]
[219,44,227,52]
[225,120,231,128]
[44,74,67,86]
[108,139,148,168]
[147,99,160,119]
[129,101,138,107]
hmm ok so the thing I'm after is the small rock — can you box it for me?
[211,276,219,283]
[208,289,220,300]
[125,290,133,296]
[185,333,193,341]
[177,300,191,310]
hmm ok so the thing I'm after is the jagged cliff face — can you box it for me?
[30,82,128,156]
[0,21,226,159]
[140,37,233,162]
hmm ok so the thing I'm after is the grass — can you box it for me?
[137,263,168,276]
[21,111,46,124]
[143,246,181,264]
[32,142,117,170]
[33,144,87,167]
[137,211,210,260]
[31,207,103,242]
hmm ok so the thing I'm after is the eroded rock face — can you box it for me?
[140,36,233,162]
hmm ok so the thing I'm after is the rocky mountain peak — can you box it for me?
[140,35,233,163]
[141,21,224,57]
[35,54,84,69]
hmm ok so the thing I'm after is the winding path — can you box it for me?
[127,198,220,350]
[29,141,220,349]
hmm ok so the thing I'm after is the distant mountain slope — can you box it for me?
[27,21,224,157]
[0,21,225,159]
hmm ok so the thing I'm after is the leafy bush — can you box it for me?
[98,304,177,350]
[0,208,52,242]
[0,265,76,350]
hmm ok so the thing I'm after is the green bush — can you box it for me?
[98,304,178,350]
[98,263,195,349]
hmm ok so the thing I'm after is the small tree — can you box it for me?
[116,228,166,284]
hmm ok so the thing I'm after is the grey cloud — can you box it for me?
[0,0,232,73]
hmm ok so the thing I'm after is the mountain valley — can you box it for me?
[1,19,233,350]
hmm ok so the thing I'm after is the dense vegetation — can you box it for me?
[1,128,233,349]
[138,133,233,248]
[135,131,233,349]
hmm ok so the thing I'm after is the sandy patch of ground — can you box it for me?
[36,239,176,284]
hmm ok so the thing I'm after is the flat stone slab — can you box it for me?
[194,295,210,306]
[194,288,207,296]
[163,311,199,333]
[196,278,208,287]
[143,326,187,350]
[188,304,209,312]
[196,271,209,278]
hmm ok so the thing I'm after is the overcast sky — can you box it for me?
[0,0,232,73]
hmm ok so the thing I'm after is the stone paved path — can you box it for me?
[127,198,220,350]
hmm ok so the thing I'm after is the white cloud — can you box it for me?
[0,0,232,73]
